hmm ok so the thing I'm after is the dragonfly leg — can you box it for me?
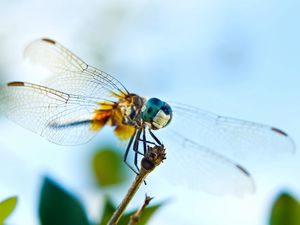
[124,130,139,175]
[142,128,147,155]
[138,139,156,146]
[133,129,143,173]
[148,128,162,146]
[141,128,148,185]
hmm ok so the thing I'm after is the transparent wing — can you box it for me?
[154,102,294,195]
[169,103,295,159]
[158,131,255,196]
[24,38,129,100]
[0,82,100,145]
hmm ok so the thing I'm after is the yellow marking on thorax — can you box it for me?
[90,99,136,141]
[90,110,112,132]
[114,124,135,141]
[110,106,135,140]
[111,91,127,99]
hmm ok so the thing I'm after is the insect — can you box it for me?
[0,38,295,196]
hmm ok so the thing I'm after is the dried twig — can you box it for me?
[128,195,154,225]
[107,145,166,225]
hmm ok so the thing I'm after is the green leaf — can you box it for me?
[270,192,300,225]
[0,196,17,224]
[120,204,162,225]
[39,177,90,225]
[99,197,116,225]
[92,148,128,187]
[99,197,163,225]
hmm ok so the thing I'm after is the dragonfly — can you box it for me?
[0,38,295,196]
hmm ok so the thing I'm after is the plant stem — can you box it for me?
[107,145,166,225]
[128,195,153,225]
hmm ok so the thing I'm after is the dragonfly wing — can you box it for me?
[24,38,128,100]
[169,103,295,159]
[0,82,101,145]
[159,131,255,196]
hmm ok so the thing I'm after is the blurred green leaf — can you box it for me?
[92,148,127,187]
[120,204,162,225]
[39,177,89,225]
[0,196,17,224]
[270,192,300,225]
[99,197,163,225]
[99,197,116,225]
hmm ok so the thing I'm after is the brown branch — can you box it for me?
[127,195,154,225]
[107,145,166,225]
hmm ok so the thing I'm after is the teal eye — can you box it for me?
[141,98,173,130]
[141,98,163,122]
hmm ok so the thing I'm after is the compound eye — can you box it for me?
[161,105,171,115]
[141,98,173,129]
[147,107,154,114]
[149,98,161,106]
[162,103,173,127]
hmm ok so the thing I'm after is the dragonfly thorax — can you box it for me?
[117,94,145,127]
[141,98,173,130]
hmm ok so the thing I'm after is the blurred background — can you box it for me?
[0,0,299,225]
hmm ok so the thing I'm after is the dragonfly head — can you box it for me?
[141,98,173,130]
